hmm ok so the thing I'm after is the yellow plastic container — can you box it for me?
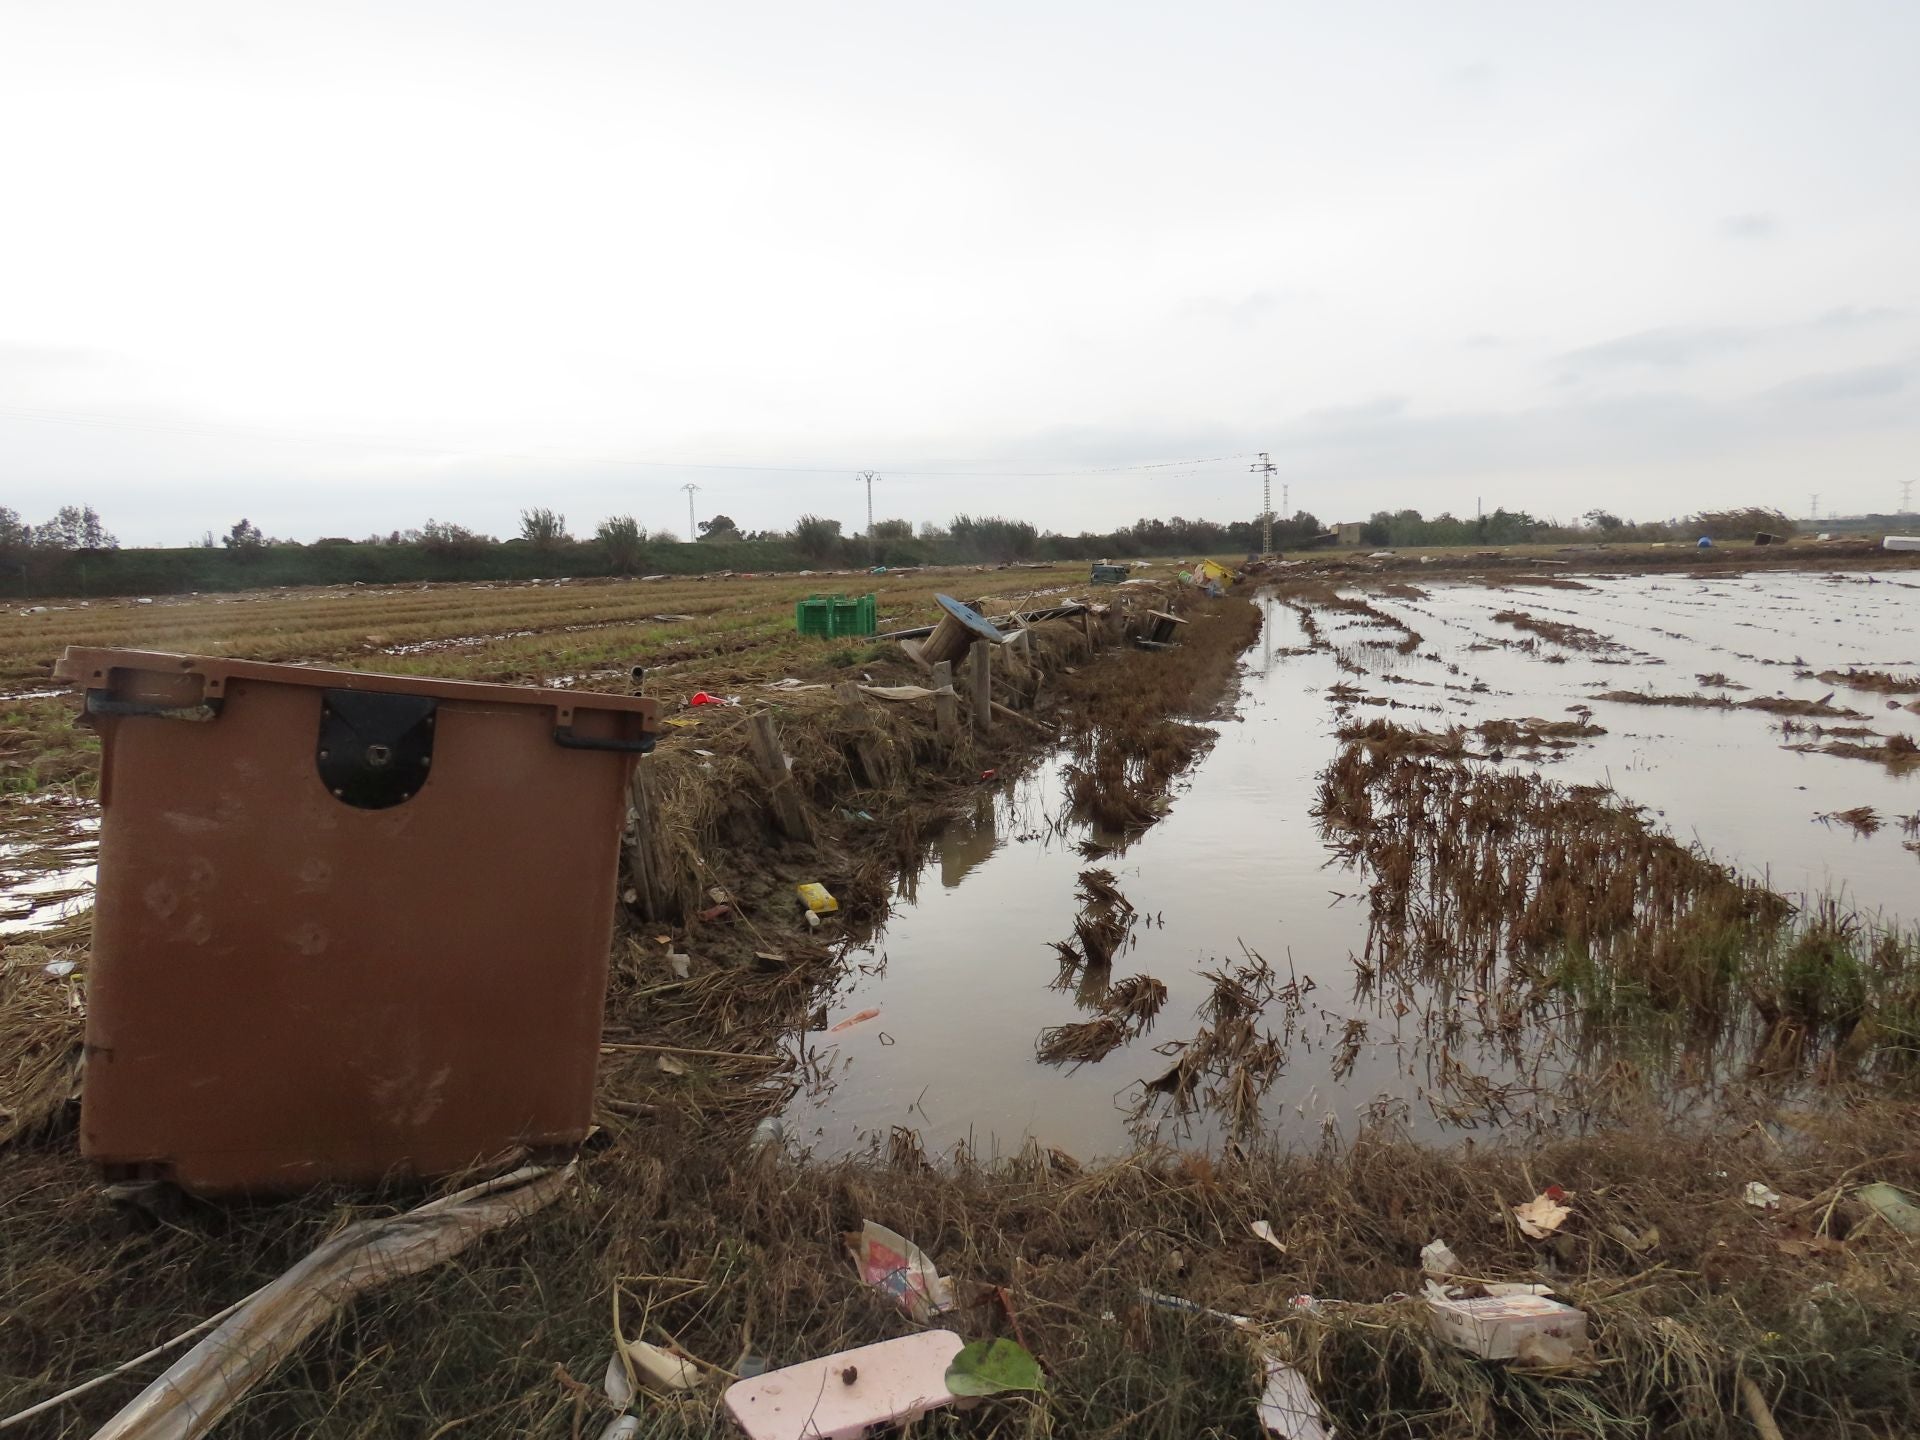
[796,883,839,914]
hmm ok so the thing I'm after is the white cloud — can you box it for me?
[3,0,1918,542]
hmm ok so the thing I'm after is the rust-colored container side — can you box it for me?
[54,648,657,1195]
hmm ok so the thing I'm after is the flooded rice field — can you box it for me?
[787,570,1920,1160]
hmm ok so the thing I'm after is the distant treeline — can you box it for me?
[1,507,1336,598]
[1354,505,1804,547]
[0,499,1835,599]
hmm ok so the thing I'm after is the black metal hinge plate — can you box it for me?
[317,689,437,809]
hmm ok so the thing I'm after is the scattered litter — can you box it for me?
[980,768,998,781]
[1251,1220,1289,1255]
[708,886,732,905]
[796,882,839,914]
[1256,1353,1335,1440]
[688,691,732,706]
[42,958,78,978]
[667,952,691,980]
[598,1418,640,1440]
[861,684,936,701]
[697,903,732,923]
[749,1116,787,1152]
[725,1331,964,1440]
[604,1351,634,1408]
[830,1008,881,1033]
[846,1221,955,1321]
[1420,1239,1461,1276]
[1427,1292,1589,1361]
[1858,1182,1920,1235]
[623,1337,701,1392]
[1482,1282,1556,1298]
[1137,1288,1252,1329]
[944,1337,1044,1396]
[1513,1187,1573,1239]
[1745,1181,1784,1211]
[1607,1222,1661,1254]
[840,808,876,823]
[657,1054,689,1077]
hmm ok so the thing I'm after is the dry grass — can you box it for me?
[1491,609,1626,653]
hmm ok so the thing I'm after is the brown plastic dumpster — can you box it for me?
[53,647,659,1195]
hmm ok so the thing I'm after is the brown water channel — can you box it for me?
[784,570,1920,1160]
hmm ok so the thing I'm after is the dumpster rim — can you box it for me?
[53,646,660,722]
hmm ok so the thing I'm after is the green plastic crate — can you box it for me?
[795,593,878,639]
[795,595,834,637]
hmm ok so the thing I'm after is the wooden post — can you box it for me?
[970,643,993,731]
[748,710,812,840]
[623,763,662,921]
[835,682,888,789]
[932,660,958,741]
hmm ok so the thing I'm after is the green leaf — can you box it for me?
[944,1338,1045,1396]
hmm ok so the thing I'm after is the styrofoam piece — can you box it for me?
[1884,535,1920,551]
[1257,1355,1336,1439]
[724,1330,965,1440]
[1427,1293,1587,1361]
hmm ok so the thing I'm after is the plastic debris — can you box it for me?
[1256,1353,1335,1440]
[1427,1293,1588,1361]
[1513,1187,1573,1239]
[846,1221,954,1322]
[604,1351,634,1408]
[829,1008,881,1033]
[1858,1182,1920,1235]
[1138,1288,1253,1329]
[725,1331,964,1440]
[624,1338,700,1392]
[749,1116,787,1152]
[1745,1181,1784,1210]
[697,903,732,922]
[1607,1222,1661,1254]
[1251,1220,1289,1255]
[1420,1239,1461,1276]
[796,882,839,914]
[688,691,731,706]
[42,958,79,978]
[944,1338,1044,1396]
[656,1054,689,1077]
[667,952,691,979]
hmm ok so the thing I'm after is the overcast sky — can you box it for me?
[3,1,1917,545]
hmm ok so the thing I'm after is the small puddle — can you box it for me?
[786,573,1920,1161]
[0,801,100,935]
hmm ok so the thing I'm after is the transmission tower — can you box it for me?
[681,482,700,542]
[1251,452,1278,554]
[856,470,880,537]
[1809,493,1819,523]
[1902,479,1915,515]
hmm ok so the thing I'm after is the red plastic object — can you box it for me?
[689,691,724,706]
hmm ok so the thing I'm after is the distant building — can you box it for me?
[1336,522,1366,546]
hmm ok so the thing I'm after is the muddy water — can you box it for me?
[786,571,1920,1161]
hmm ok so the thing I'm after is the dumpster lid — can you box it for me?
[54,647,660,724]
